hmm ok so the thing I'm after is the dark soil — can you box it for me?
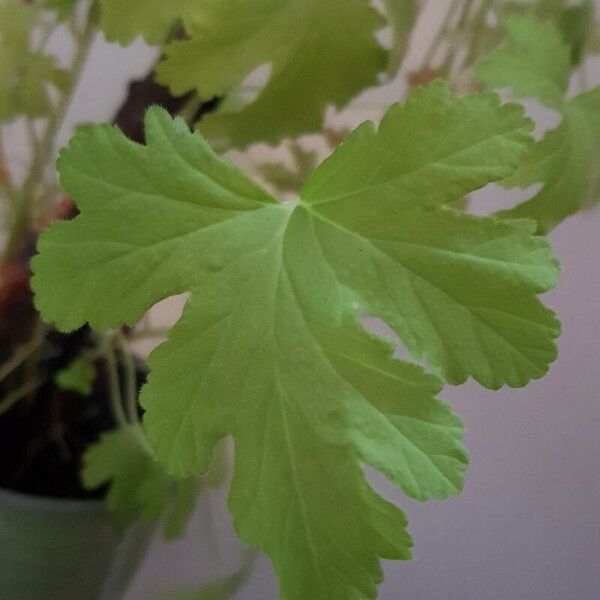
[0,326,147,500]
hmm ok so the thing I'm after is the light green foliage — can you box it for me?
[33,84,561,598]
[83,426,199,539]
[498,87,600,232]
[155,0,387,148]
[101,0,417,147]
[0,1,67,122]
[55,356,95,395]
[476,16,570,109]
[513,0,598,65]
[98,0,199,45]
[477,15,600,232]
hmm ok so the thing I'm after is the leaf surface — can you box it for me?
[33,84,561,598]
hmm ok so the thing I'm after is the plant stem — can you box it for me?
[102,335,129,429]
[0,378,44,418]
[0,128,17,202]
[463,0,491,69]
[3,4,97,264]
[0,325,45,384]
[419,0,462,70]
[117,333,140,424]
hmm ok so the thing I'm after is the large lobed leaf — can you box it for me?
[33,83,560,599]
[477,15,600,232]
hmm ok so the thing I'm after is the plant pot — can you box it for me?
[0,487,153,600]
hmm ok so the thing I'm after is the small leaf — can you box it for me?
[498,86,600,232]
[477,15,600,231]
[476,15,570,109]
[55,356,95,395]
[156,0,387,148]
[83,426,200,538]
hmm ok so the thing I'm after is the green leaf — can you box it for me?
[98,0,198,45]
[475,15,571,109]
[507,1,597,66]
[498,86,600,232]
[0,1,66,122]
[477,14,600,231]
[83,426,199,539]
[155,0,387,148]
[33,84,560,598]
[55,356,95,395]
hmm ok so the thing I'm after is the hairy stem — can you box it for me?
[117,334,140,424]
[102,334,129,429]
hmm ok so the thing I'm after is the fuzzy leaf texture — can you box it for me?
[155,0,389,148]
[477,15,600,232]
[0,0,67,122]
[33,83,560,599]
[83,426,200,539]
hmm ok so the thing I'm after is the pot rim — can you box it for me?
[0,485,105,513]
